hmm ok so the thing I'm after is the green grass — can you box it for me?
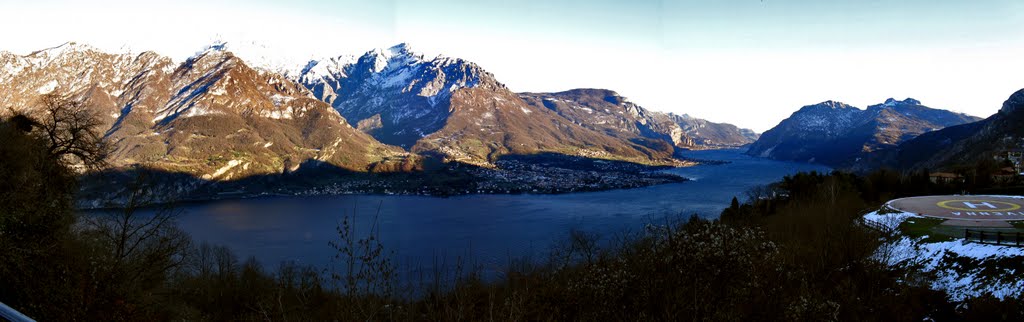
[899,217,956,243]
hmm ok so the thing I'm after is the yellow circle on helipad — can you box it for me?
[936,200,1021,211]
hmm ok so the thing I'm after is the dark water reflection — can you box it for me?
[122,150,830,272]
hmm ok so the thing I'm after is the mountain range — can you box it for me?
[0,42,758,182]
[747,98,981,167]
[852,89,1024,172]
[0,42,418,183]
[518,89,759,150]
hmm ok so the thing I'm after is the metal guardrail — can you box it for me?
[964,229,1024,247]
[0,301,35,322]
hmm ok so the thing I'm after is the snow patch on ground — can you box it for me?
[865,211,1024,301]
[183,106,216,118]
[260,108,293,120]
[883,236,1024,301]
[205,159,242,179]
[863,210,922,231]
[37,80,58,94]
[380,66,417,88]
[209,86,227,96]
[270,94,295,106]
[2,60,28,76]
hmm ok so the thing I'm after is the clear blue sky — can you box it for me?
[2,0,1022,131]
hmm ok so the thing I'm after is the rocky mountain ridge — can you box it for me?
[1,41,756,187]
[518,89,758,151]
[854,89,1024,172]
[288,44,754,167]
[747,98,980,167]
[1,42,416,183]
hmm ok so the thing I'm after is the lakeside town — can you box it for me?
[75,155,695,208]
[294,155,691,197]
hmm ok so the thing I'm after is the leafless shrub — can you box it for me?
[327,200,398,319]
[77,172,191,319]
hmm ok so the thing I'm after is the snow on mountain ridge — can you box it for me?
[364,43,421,73]
[28,41,102,59]
[0,41,150,116]
[877,97,923,108]
[295,43,491,103]
[0,41,424,183]
[187,39,326,77]
[0,52,30,78]
[789,101,861,135]
[747,98,982,166]
[287,43,512,148]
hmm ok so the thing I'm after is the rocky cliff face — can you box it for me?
[747,98,980,167]
[858,89,1024,172]
[1,41,754,180]
[666,113,760,149]
[291,46,692,167]
[519,89,758,151]
[519,89,688,148]
[0,42,416,181]
[290,44,488,149]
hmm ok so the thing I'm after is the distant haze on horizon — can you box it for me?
[2,0,1022,132]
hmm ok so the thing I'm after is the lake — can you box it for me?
[140,149,829,273]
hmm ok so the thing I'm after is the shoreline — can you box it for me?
[76,150,753,210]
[77,161,701,210]
[77,174,690,211]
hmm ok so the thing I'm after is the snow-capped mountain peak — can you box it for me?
[185,41,233,63]
[880,97,923,108]
[820,100,852,109]
[387,43,414,56]
[288,42,504,148]
[203,41,228,53]
[792,101,859,119]
[191,39,316,75]
[28,41,99,57]
[295,55,356,78]
[747,98,981,165]
[15,41,122,69]
[360,43,425,73]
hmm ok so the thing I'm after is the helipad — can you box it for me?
[886,195,1024,227]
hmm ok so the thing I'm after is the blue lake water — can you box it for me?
[156,150,829,272]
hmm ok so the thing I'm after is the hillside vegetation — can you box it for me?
[4,103,1024,321]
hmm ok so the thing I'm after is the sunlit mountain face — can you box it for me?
[3,1,1024,320]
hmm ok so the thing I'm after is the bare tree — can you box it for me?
[88,173,188,264]
[27,93,109,170]
[79,172,191,319]
[327,201,398,319]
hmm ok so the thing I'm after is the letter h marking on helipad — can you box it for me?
[962,201,997,209]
